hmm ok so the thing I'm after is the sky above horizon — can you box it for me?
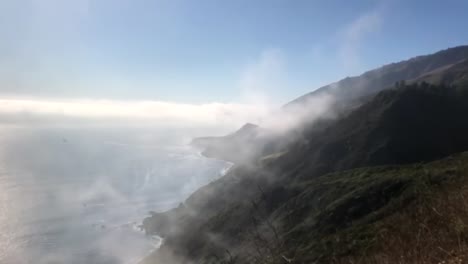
[0,0,467,126]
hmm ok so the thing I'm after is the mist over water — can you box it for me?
[0,125,230,264]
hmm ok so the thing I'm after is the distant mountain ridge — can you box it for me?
[286,45,468,108]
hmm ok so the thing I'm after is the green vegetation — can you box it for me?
[278,153,468,263]
[143,152,468,264]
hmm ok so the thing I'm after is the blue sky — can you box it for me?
[0,0,467,105]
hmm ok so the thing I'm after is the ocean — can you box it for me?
[0,125,230,264]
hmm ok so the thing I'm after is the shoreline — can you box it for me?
[138,144,234,263]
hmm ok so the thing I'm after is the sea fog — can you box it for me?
[0,124,232,264]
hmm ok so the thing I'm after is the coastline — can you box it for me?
[132,236,163,264]
[139,143,234,263]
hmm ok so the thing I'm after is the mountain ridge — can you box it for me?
[285,45,468,108]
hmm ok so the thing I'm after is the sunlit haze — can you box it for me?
[1,0,467,120]
[2,1,468,264]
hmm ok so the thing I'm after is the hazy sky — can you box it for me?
[0,0,467,124]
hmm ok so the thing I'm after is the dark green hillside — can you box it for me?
[142,82,468,264]
[280,83,468,178]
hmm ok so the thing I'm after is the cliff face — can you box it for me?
[141,46,468,264]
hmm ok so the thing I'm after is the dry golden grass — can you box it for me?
[334,166,468,264]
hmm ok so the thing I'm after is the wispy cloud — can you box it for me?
[338,7,384,71]
[235,48,337,133]
[239,48,287,106]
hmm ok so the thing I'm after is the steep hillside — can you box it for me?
[142,83,468,264]
[279,83,468,179]
[192,46,468,160]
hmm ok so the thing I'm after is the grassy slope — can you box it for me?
[143,153,468,264]
[277,153,468,263]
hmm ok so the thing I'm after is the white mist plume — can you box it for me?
[236,48,336,134]
[262,93,336,133]
[239,48,286,107]
[338,7,384,71]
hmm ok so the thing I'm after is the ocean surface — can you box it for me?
[0,125,230,264]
